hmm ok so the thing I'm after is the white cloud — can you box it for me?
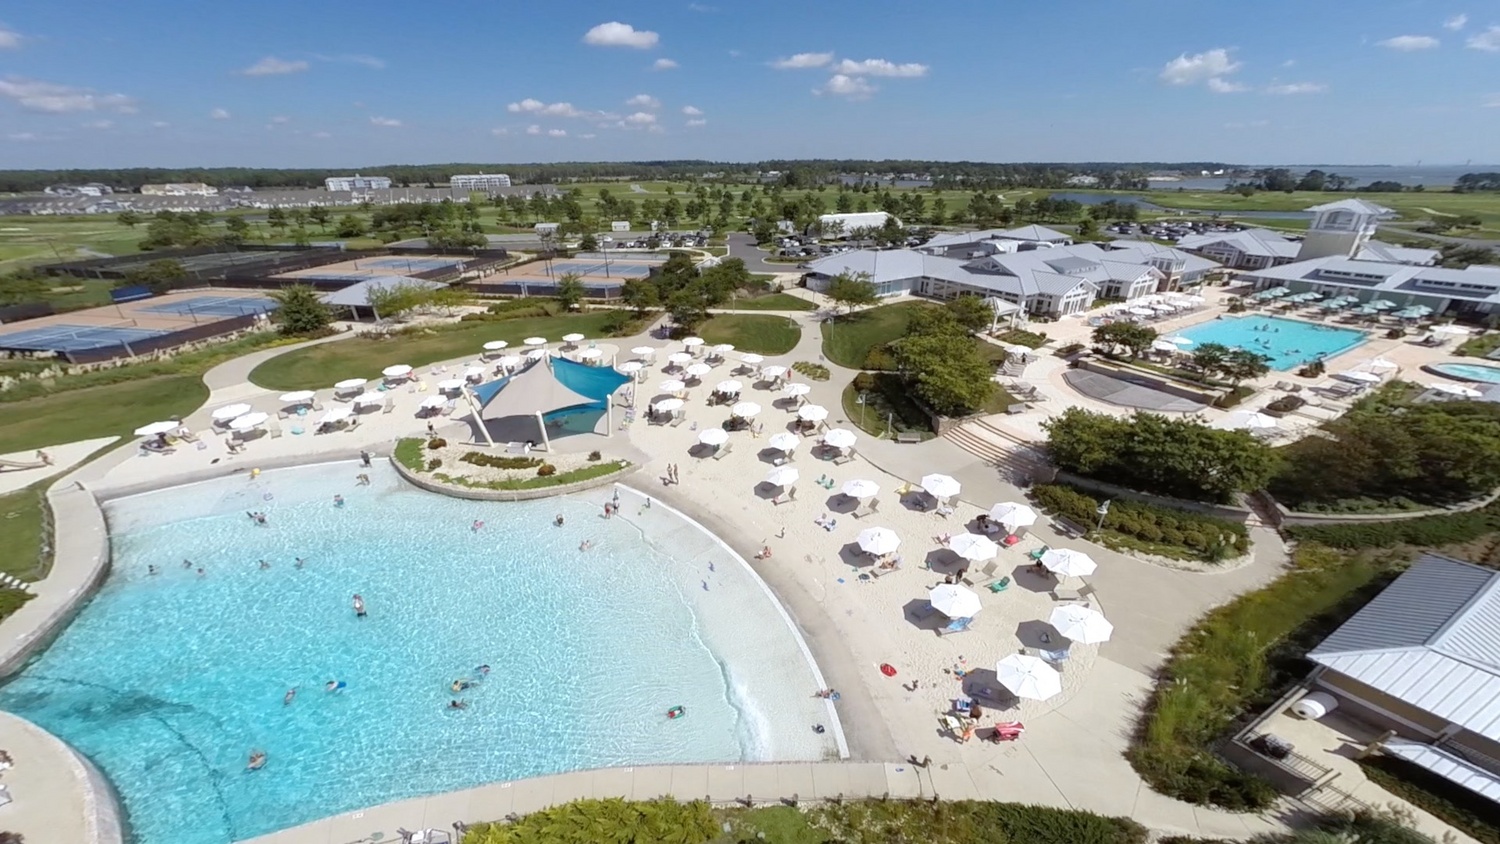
[270,115,290,124]
[1281,59,1297,67]
[313,53,386,69]
[688,3,715,10]
[830,58,929,78]
[1445,13,1468,30]
[625,94,661,109]
[1159,48,1241,85]
[652,58,678,70]
[583,22,659,49]
[815,74,876,99]
[772,52,833,69]
[82,119,113,130]
[491,127,510,136]
[506,98,584,118]
[547,128,567,137]
[369,116,401,126]
[624,111,657,125]
[686,118,707,127]
[1207,77,1248,93]
[1265,82,1327,94]
[525,124,542,135]
[0,25,23,49]
[682,105,703,116]
[0,77,138,114]
[239,56,309,76]
[1468,25,1500,50]
[211,107,231,120]
[151,120,169,128]
[312,131,332,138]
[1379,35,1441,50]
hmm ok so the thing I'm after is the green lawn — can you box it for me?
[0,215,146,272]
[250,312,635,391]
[695,314,801,355]
[434,460,629,491]
[728,292,816,311]
[821,301,935,368]
[0,485,48,581]
[1078,188,1500,237]
[0,374,208,455]
[1456,331,1500,358]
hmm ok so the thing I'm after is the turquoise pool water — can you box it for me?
[1428,362,1500,384]
[1176,315,1367,371]
[0,462,834,844]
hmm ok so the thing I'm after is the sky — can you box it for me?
[1,0,1498,169]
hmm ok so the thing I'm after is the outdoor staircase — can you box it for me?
[944,418,1048,482]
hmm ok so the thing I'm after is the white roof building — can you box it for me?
[818,211,899,236]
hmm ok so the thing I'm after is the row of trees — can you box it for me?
[616,255,759,329]
[1090,323,1271,386]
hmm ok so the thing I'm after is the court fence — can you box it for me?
[56,313,262,364]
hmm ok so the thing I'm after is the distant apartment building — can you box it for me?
[324,174,393,192]
[44,183,113,197]
[140,182,218,196]
[449,173,512,192]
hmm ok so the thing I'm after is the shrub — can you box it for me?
[1284,504,1500,549]
[1055,342,1086,358]
[599,308,641,336]
[994,327,1048,348]
[426,458,442,471]
[536,463,557,477]
[1227,298,1246,313]
[791,361,830,381]
[861,342,899,371]
[1031,483,1250,561]
[1264,394,1305,413]
[426,437,446,450]
[393,437,425,472]
[1359,756,1500,844]
[587,450,602,461]
[1211,385,1255,409]
[460,452,543,470]
[1298,359,1326,378]
[0,588,35,623]
[1384,327,1406,340]
[852,371,877,391]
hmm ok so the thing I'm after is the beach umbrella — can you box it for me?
[715,379,743,394]
[996,654,1062,701]
[857,526,901,556]
[437,379,465,392]
[685,362,713,377]
[134,420,178,437]
[990,502,1038,529]
[353,391,384,406]
[682,336,705,348]
[764,466,799,488]
[768,432,799,451]
[1263,287,1290,298]
[617,361,644,374]
[1151,340,1182,353]
[798,404,829,422]
[1049,604,1114,644]
[761,365,789,378]
[659,379,686,392]
[463,366,486,380]
[824,428,858,449]
[1127,307,1155,316]
[334,378,367,391]
[652,397,684,413]
[947,533,999,562]
[1368,299,1398,311]
[212,403,253,421]
[713,343,736,354]
[561,332,585,344]
[382,364,412,378]
[1362,358,1399,371]
[497,355,522,370]
[668,352,693,365]
[1040,548,1098,577]
[482,340,509,351]
[1002,343,1034,357]
[577,348,603,360]
[783,383,811,397]
[841,478,880,499]
[740,353,765,365]
[921,474,961,500]
[698,427,729,446]
[929,584,983,619]
[1161,335,1193,346]
[525,349,550,361]
[1429,382,1482,398]
[731,401,762,418]
[1338,370,1382,384]
[318,407,353,425]
[279,390,316,405]
[523,336,547,346]
[1431,324,1470,337]
[1210,411,1279,432]
[632,345,657,357]
[419,395,448,410]
[229,412,269,432]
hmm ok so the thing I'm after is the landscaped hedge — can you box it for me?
[460,452,543,470]
[1031,483,1249,562]
[463,798,717,844]
[861,342,898,371]
[1284,503,1500,549]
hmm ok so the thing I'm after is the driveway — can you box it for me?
[726,232,807,274]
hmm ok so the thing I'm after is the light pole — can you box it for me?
[1095,499,1111,532]
[856,391,867,429]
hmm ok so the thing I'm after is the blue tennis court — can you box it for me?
[359,256,465,272]
[139,296,279,318]
[0,324,170,352]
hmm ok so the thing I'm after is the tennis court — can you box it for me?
[359,256,467,273]
[139,295,279,318]
[538,260,657,279]
[0,288,279,356]
[0,324,170,352]
[102,250,308,277]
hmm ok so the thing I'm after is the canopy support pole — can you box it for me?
[463,387,496,449]
[607,396,613,438]
[536,411,551,452]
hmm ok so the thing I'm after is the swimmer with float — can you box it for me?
[666,705,686,719]
[247,750,267,771]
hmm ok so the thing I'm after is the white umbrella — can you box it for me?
[279,390,315,404]
[1429,382,1482,398]
[1362,358,1399,372]
[668,352,693,365]
[353,391,384,406]
[783,382,811,397]
[1161,335,1194,346]
[659,379,687,392]
[1049,605,1114,644]
[577,348,603,360]
[823,428,857,449]
[437,378,466,392]
[740,353,765,365]
[731,401,762,418]
[798,404,829,422]
[1431,324,1470,336]
[523,336,547,346]
[134,420,178,437]
[996,654,1062,701]
[989,501,1038,529]
[382,364,412,378]
[318,407,353,425]
[716,379,743,394]
[497,355,522,370]
[929,584,983,619]
[229,411,269,432]
[947,533,999,561]
[1128,306,1155,316]
[562,332,586,344]
[632,346,657,357]
[841,478,880,499]
[1003,343,1033,357]
[685,362,712,377]
[857,526,901,556]
[1337,370,1382,384]
[682,336,705,348]
[212,403,253,421]
[921,474,961,500]
[334,377,367,391]
[482,340,509,351]
[617,361,644,374]
[761,365,789,378]
[463,366,486,380]
[1040,548,1098,577]
[1151,340,1182,354]
[698,427,729,446]
[652,397,684,413]
[1211,411,1279,432]
[764,466,799,488]
[419,395,448,409]
[713,343,735,354]
[768,432,799,451]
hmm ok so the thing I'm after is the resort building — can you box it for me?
[325,174,393,192]
[449,173,513,192]
[1304,554,1500,805]
[140,182,217,196]
[1178,200,1439,272]
[802,239,1203,318]
[919,225,1073,258]
[817,211,900,238]
[1176,228,1301,270]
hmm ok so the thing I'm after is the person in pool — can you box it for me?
[333,494,345,508]
[475,665,491,677]
[448,699,468,710]
[326,680,346,692]
[450,679,472,693]
[247,750,267,771]
[284,688,296,705]
[352,594,366,618]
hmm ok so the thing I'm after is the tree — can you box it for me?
[121,258,187,294]
[116,210,141,228]
[335,214,367,238]
[223,215,250,244]
[1219,349,1270,386]
[367,280,440,320]
[1295,169,1327,192]
[1190,342,1230,378]
[893,328,994,416]
[555,273,586,311]
[945,295,992,335]
[307,205,332,229]
[579,233,599,251]
[1090,322,1157,357]
[1076,217,1099,239]
[825,271,879,316]
[620,278,660,316]
[270,285,331,336]
[266,207,287,232]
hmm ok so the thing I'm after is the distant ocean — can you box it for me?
[1150,165,1493,191]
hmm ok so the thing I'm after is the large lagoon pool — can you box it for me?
[1176,315,1367,371]
[0,462,835,844]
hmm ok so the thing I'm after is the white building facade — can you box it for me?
[449,173,513,192]
[325,174,393,192]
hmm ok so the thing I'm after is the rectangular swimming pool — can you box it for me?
[1176,315,1367,371]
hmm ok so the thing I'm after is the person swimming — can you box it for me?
[471,520,484,531]
[554,514,565,526]
[450,679,472,693]
[579,539,593,551]
[475,665,491,676]
[353,594,366,618]
[247,750,267,771]
[284,688,296,706]
[333,494,345,507]
[448,699,468,710]
[259,559,271,570]
[325,680,346,692]
[294,557,305,569]
[147,565,159,576]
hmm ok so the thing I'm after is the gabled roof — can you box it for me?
[1043,255,1099,274]
[1305,198,1394,217]
[1178,228,1301,259]
[922,229,1012,250]
[1357,242,1440,266]
[997,224,1071,243]
[1310,554,1500,741]
[1028,271,1097,296]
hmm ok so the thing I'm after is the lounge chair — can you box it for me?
[713,441,734,461]
[937,617,973,636]
[963,561,1000,587]
[269,424,283,439]
[870,559,902,578]
[670,413,686,428]
[986,576,1011,594]
[832,448,856,466]
[1028,546,1050,562]
[1041,647,1070,668]
[382,398,396,414]
[1052,583,1097,603]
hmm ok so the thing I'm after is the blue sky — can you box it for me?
[1,0,1498,168]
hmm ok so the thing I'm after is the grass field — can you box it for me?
[1081,188,1500,237]
[728,292,816,311]
[0,485,48,582]
[249,313,632,390]
[821,301,935,368]
[695,314,801,355]
[0,216,146,272]
[0,374,208,455]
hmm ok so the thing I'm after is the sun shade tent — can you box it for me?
[135,420,179,437]
[783,383,811,397]
[1049,604,1114,644]
[841,478,879,499]
[279,390,316,405]
[823,428,857,449]
[764,466,799,488]
[229,412,269,432]
[466,356,631,451]
[948,533,999,561]
[731,401,762,418]
[1040,548,1098,577]
[798,404,829,422]
[921,474,961,500]
[768,432,799,451]
[212,403,253,421]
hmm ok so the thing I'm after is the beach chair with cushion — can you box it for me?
[670,412,686,428]
[1028,546,1050,562]
[1052,583,1097,603]
[870,559,902,578]
[987,576,1011,594]
[963,560,999,587]
[383,398,396,414]
[1041,647,1071,668]
[937,617,973,637]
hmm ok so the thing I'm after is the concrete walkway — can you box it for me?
[0,712,122,844]
[0,437,117,496]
